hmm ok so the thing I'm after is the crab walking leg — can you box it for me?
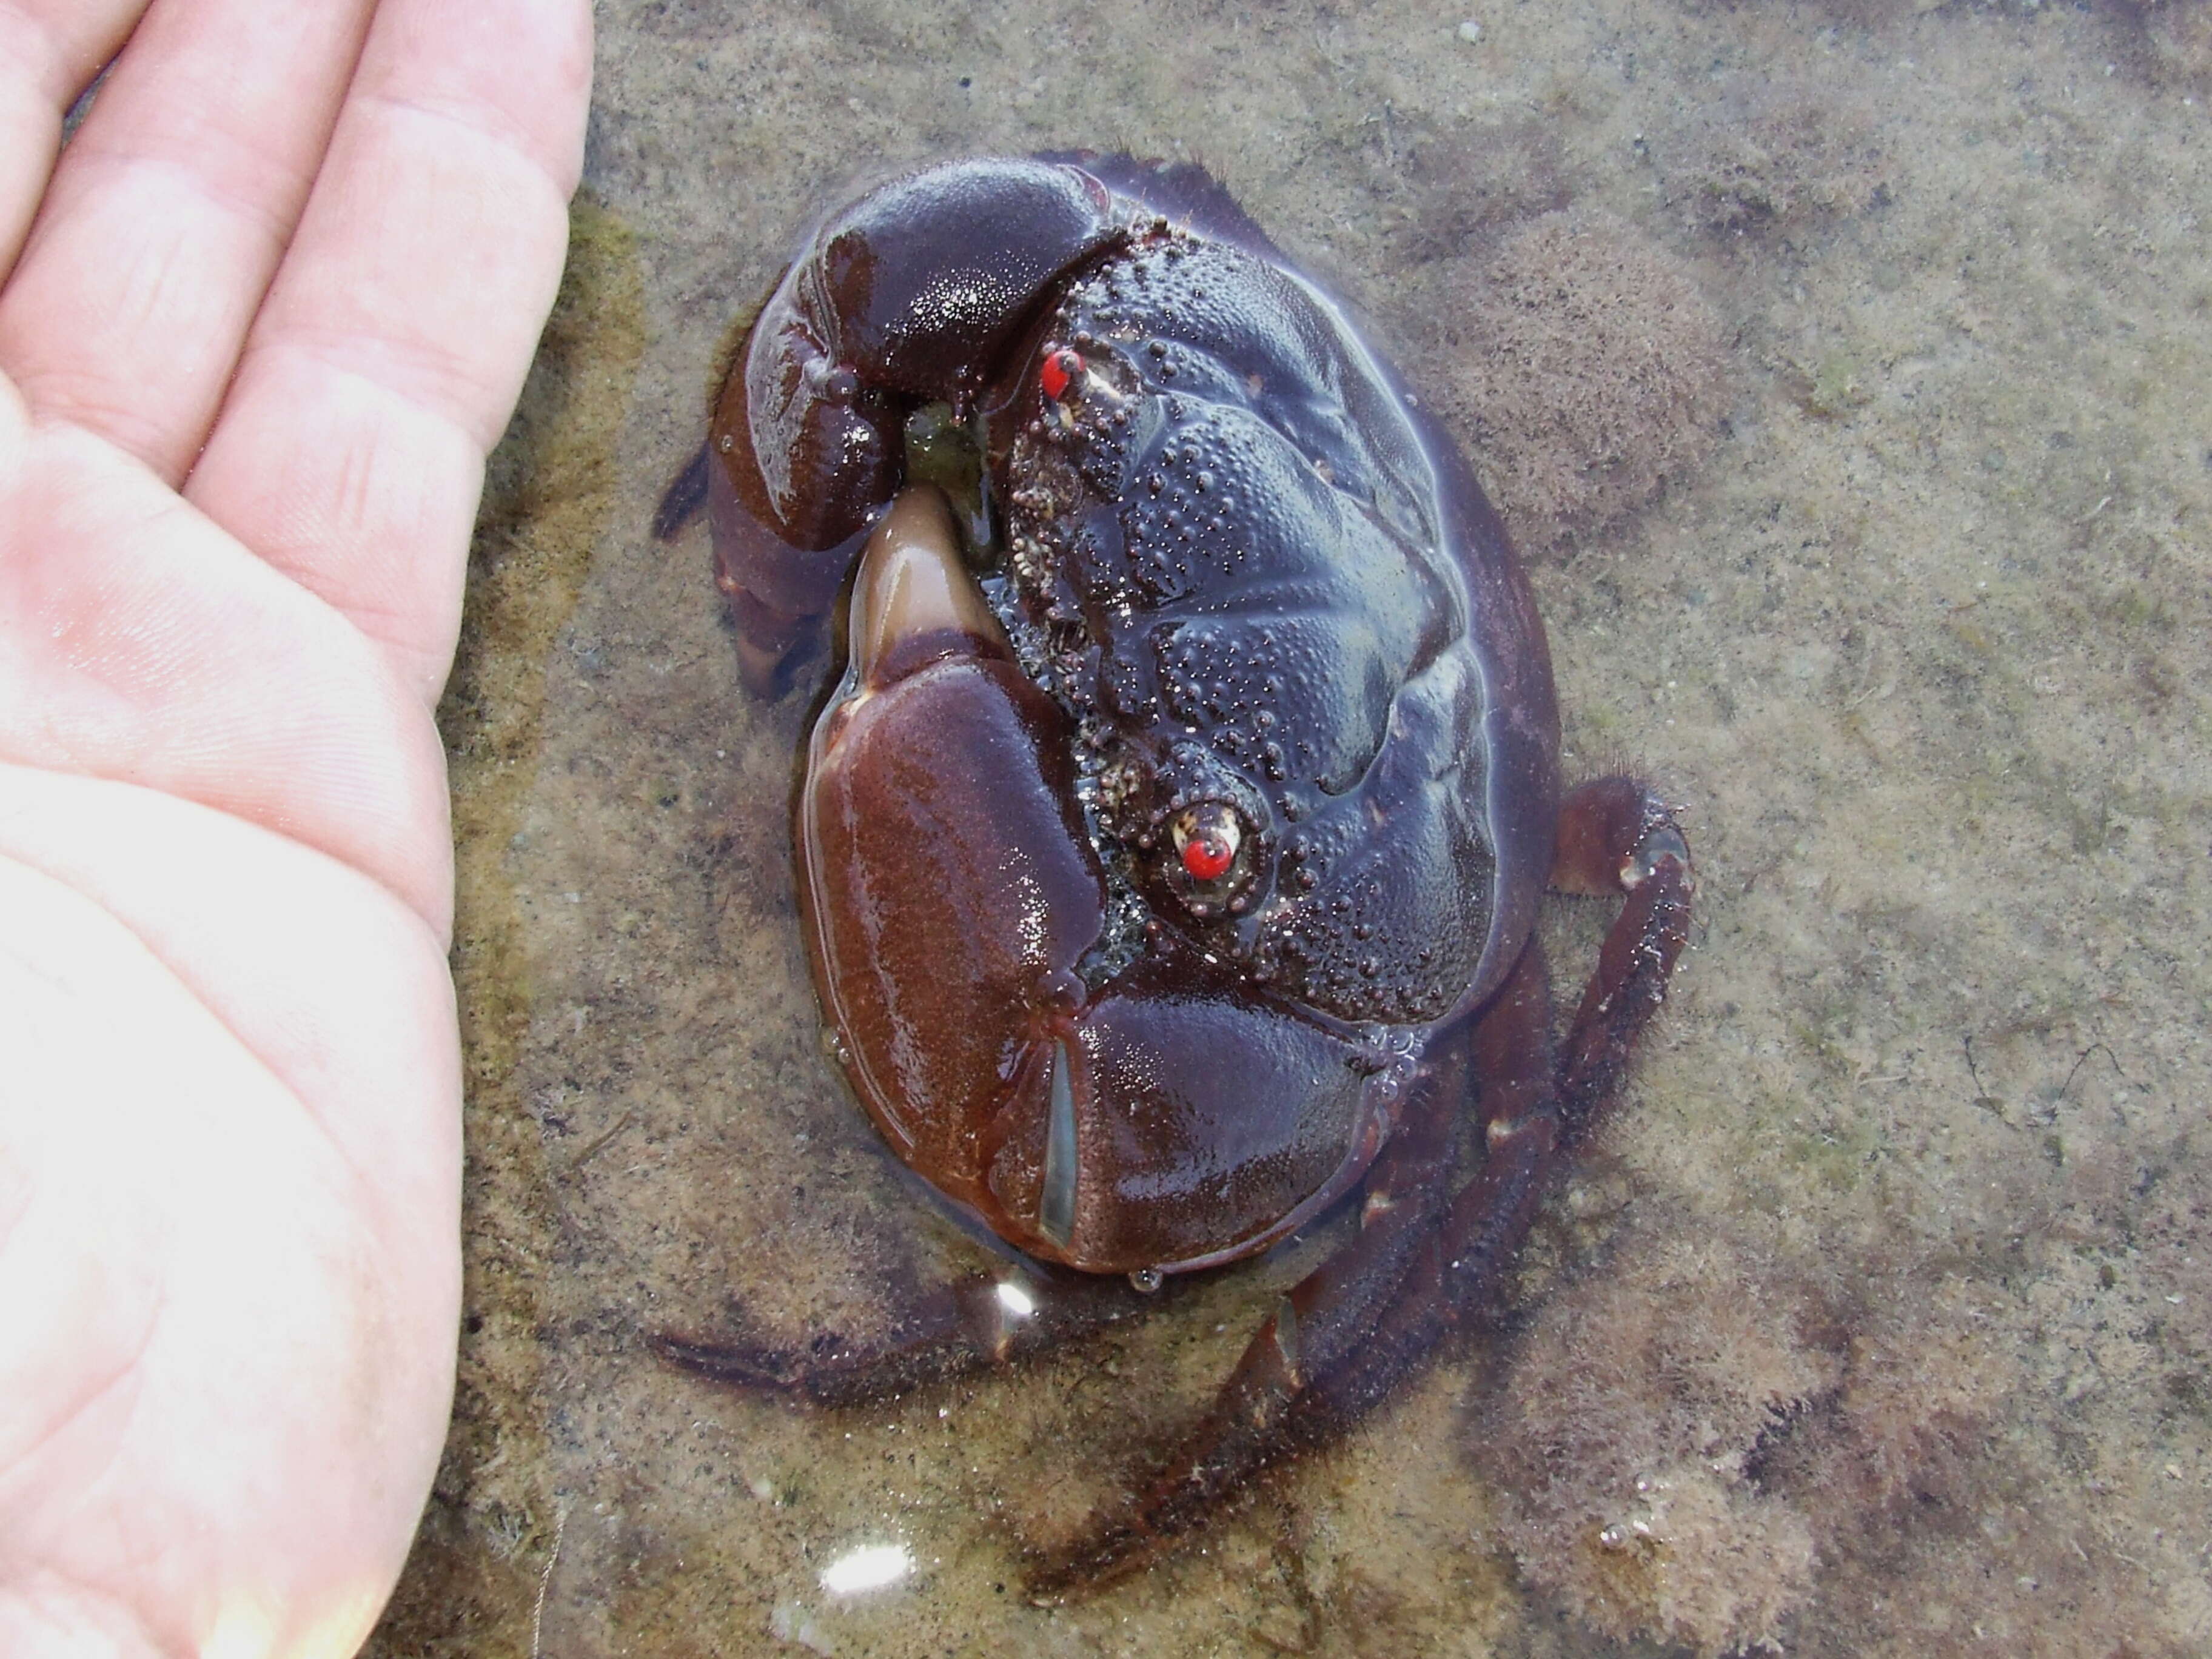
[654,1264,1165,1407]
[1027,1028,1475,1590]
[1031,782,1691,1594]
[1548,777,1695,1144]
[1311,782,1687,1377]
[1321,782,1688,1372]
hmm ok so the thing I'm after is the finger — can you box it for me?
[0,1,141,281]
[0,400,457,940]
[0,0,377,481]
[186,0,591,705]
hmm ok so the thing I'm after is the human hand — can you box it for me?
[0,1,588,1652]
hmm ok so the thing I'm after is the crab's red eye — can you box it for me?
[1171,802,1243,886]
[1181,834,1235,882]
[1040,346,1084,401]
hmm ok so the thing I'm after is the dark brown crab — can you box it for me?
[652,153,1693,1589]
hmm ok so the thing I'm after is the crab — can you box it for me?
[651,153,1693,1589]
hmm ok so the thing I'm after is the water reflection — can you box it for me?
[819,1541,914,1596]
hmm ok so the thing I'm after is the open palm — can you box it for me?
[0,1,586,1652]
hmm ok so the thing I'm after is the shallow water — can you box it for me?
[372,2,2212,1654]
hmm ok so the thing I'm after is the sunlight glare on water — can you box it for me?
[819,1541,914,1597]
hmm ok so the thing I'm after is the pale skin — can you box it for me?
[0,1,589,1654]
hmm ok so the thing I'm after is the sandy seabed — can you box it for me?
[373,1,2211,1654]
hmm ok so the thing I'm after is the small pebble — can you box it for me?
[1457,19,1482,43]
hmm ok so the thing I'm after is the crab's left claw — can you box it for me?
[797,488,1109,1224]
